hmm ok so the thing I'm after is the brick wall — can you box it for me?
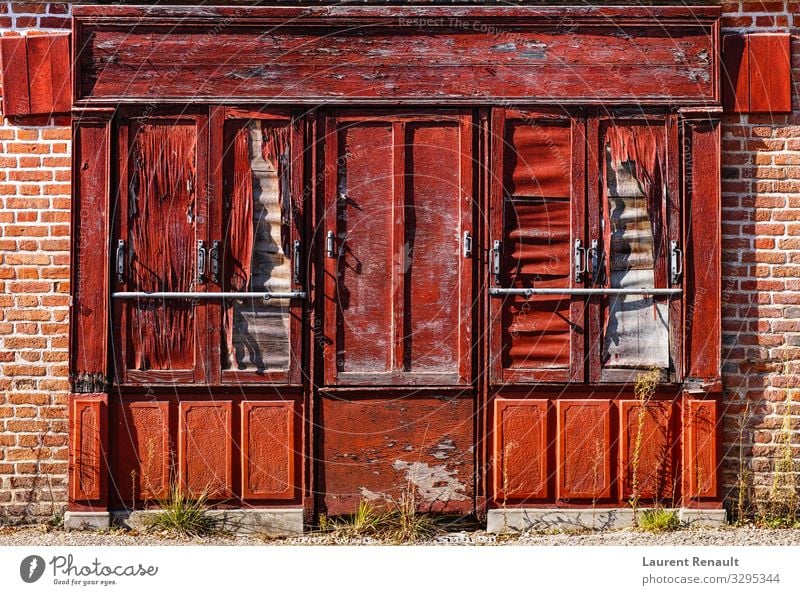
[0,1,71,523]
[719,2,800,519]
[0,1,798,524]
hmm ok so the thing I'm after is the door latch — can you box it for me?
[209,240,220,284]
[574,238,586,283]
[116,239,126,284]
[670,240,683,285]
[293,240,302,284]
[326,231,335,259]
[197,240,207,283]
[491,240,502,285]
[463,231,473,258]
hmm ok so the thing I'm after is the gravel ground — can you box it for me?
[2,525,800,546]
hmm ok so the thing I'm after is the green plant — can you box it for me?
[144,483,216,537]
[638,508,679,533]
[332,500,387,537]
[384,491,437,544]
[734,402,753,525]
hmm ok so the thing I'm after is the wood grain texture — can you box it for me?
[0,35,30,116]
[619,400,677,501]
[557,399,612,500]
[241,401,297,500]
[70,114,111,393]
[125,118,198,373]
[722,34,749,113]
[69,394,108,506]
[318,392,474,516]
[748,34,792,114]
[179,401,233,499]
[493,399,549,502]
[114,400,171,504]
[684,117,721,381]
[684,397,719,500]
[74,7,718,104]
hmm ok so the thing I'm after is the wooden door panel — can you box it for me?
[127,119,198,372]
[557,399,612,500]
[335,122,395,377]
[490,110,584,384]
[217,112,305,384]
[493,399,549,502]
[324,111,473,385]
[179,401,234,499]
[619,400,677,501]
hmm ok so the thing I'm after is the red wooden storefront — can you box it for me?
[68,5,723,529]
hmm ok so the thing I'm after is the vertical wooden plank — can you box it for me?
[392,121,405,374]
[683,115,721,381]
[70,111,112,392]
[25,34,54,116]
[179,401,233,499]
[289,112,305,387]
[241,401,296,500]
[458,113,474,384]
[748,34,792,114]
[322,112,339,385]
[721,34,749,113]
[115,400,171,503]
[667,114,683,382]
[493,399,548,501]
[48,34,71,113]
[0,35,31,116]
[488,108,506,384]
[69,394,108,506]
[619,400,677,501]
[206,106,225,386]
[684,397,719,500]
[586,113,603,384]
[404,119,464,375]
[557,399,612,500]
[570,113,587,383]
[331,118,395,379]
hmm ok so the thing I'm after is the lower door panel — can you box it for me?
[317,390,474,516]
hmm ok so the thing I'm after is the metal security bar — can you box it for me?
[113,291,307,300]
[488,288,681,297]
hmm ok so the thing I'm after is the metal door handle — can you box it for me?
[588,239,599,283]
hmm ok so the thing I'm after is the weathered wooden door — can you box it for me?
[488,108,586,384]
[318,110,476,515]
[322,110,474,386]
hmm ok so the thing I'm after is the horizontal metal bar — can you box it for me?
[112,291,306,300]
[489,287,682,297]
